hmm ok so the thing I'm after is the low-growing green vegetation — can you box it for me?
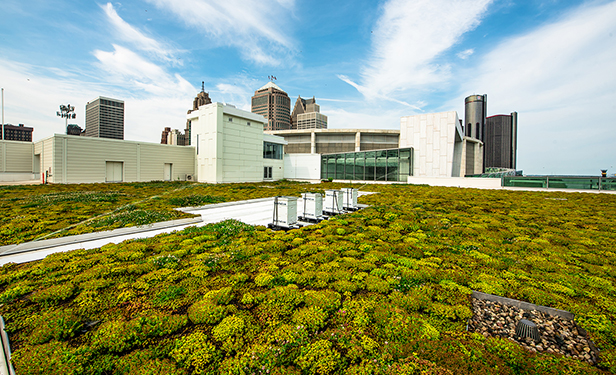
[0,180,322,246]
[0,182,615,374]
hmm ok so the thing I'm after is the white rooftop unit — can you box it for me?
[323,190,344,215]
[270,196,298,228]
[299,193,323,221]
[340,188,358,210]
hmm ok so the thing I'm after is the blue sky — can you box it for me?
[1,0,614,175]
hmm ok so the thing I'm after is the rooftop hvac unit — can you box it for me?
[268,196,298,229]
[323,190,344,215]
[299,193,323,222]
[185,174,194,181]
[341,188,358,210]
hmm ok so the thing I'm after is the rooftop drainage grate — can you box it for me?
[515,319,541,341]
[468,291,600,365]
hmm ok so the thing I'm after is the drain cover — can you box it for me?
[515,319,540,341]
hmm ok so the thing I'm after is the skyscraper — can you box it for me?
[85,97,124,139]
[251,82,291,131]
[185,83,213,146]
[464,94,487,141]
[290,96,327,130]
[485,113,518,169]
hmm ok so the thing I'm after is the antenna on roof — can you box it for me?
[201,81,205,92]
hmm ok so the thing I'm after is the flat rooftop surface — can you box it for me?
[0,193,374,265]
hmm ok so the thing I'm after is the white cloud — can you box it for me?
[93,44,194,96]
[102,2,180,64]
[342,0,493,101]
[457,49,474,59]
[0,50,196,144]
[337,74,423,110]
[451,1,616,175]
[144,0,296,65]
[0,60,103,140]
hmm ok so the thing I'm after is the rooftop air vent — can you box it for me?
[515,319,540,341]
[299,193,323,222]
[268,196,299,230]
[340,188,358,211]
[323,190,344,215]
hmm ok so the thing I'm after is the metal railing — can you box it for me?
[502,176,616,191]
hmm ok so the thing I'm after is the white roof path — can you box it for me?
[0,194,374,265]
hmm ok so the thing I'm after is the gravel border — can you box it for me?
[467,291,600,365]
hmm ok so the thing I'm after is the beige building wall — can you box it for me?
[0,140,34,173]
[34,135,195,184]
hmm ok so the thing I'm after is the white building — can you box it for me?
[187,102,287,184]
[400,111,483,178]
[1,102,287,184]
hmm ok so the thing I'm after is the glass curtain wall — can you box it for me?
[321,148,413,182]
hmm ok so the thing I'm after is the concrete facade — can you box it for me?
[188,102,286,184]
[268,129,400,155]
[400,111,479,177]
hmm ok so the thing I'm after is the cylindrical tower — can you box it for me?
[464,94,487,141]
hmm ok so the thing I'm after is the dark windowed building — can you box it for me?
[85,96,124,140]
[2,124,33,142]
[66,124,84,136]
[251,82,291,131]
[485,113,518,169]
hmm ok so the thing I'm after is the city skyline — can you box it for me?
[0,0,614,175]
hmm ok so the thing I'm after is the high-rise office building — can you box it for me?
[290,96,327,130]
[2,124,33,142]
[185,83,212,146]
[464,94,487,141]
[485,113,518,169]
[85,96,124,139]
[160,127,187,146]
[251,82,291,131]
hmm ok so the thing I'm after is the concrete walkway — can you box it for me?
[0,217,203,266]
[0,193,374,265]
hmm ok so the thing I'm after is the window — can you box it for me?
[247,122,251,126]
[229,117,233,122]
[264,166,273,179]
[263,142,283,159]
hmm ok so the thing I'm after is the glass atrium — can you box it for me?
[320,148,413,182]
